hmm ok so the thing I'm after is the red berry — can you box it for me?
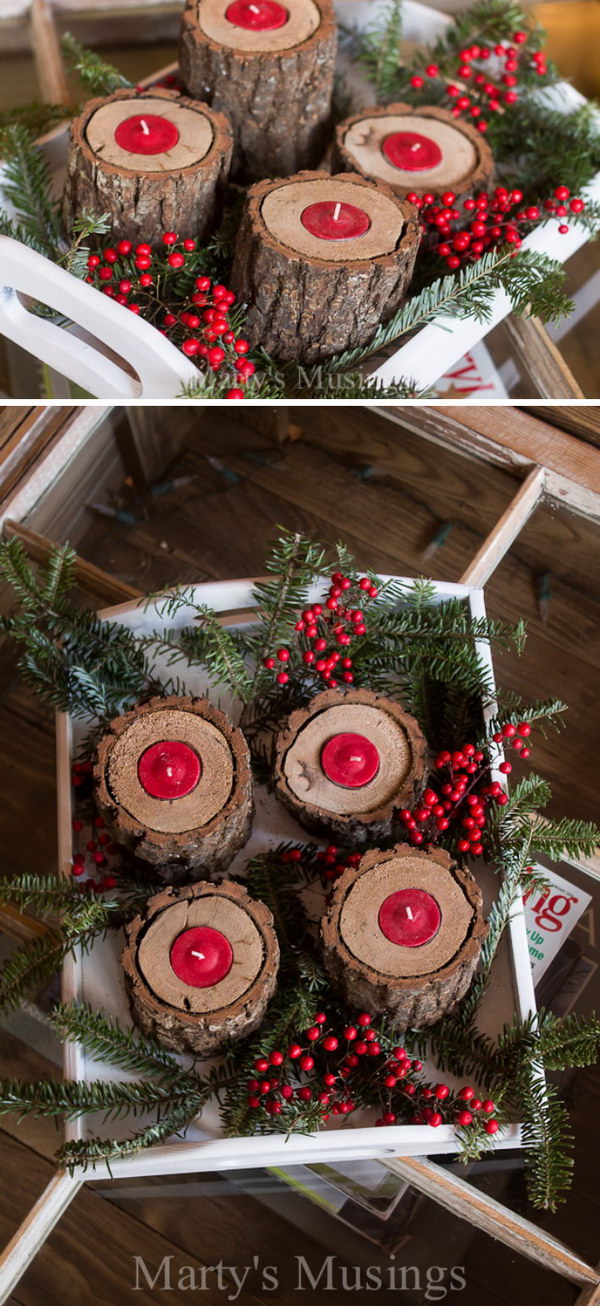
[456,1110,473,1126]
[277,647,290,662]
[485,1119,500,1134]
[343,1026,357,1040]
[276,672,289,685]
[429,1112,443,1127]
[168,252,185,268]
[499,761,512,774]
[322,1035,338,1051]
[435,1084,450,1099]
[482,1099,495,1113]
[299,1054,314,1071]
[255,1057,269,1072]
[288,1043,302,1059]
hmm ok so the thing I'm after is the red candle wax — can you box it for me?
[378,888,441,947]
[382,131,442,172]
[170,926,233,987]
[320,733,380,788]
[300,201,371,240]
[225,0,289,29]
[138,741,201,799]
[114,114,180,156]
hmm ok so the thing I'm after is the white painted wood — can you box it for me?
[0,0,597,396]
[382,1157,600,1287]
[0,1173,82,1306]
[460,465,547,586]
[0,238,199,399]
[55,575,536,1168]
[0,406,111,529]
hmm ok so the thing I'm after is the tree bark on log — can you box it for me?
[333,103,494,200]
[321,845,488,1027]
[179,0,337,182]
[231,172,421,363]
[94,694,253,883]
[122,880,280,1055]
[273,688,428,848]
[62,87,233,245]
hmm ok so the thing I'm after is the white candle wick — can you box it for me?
[248,4,261,10]
[411,142,421,151]
[333,202,342,222]
[405,906,414,920]
[191,951,206,960]
[140,119,150,136]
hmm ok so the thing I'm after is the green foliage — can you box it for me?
[61,34,132,96]
[0,126,62,257]
[324,249,573,374]
[0,1076,194,1121]
[56,1103,201,1174]
[359,0,404,102]
[0,102,69,158]
[52,1003,198,1087]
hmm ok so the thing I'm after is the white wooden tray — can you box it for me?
[1,0,599,398]
[56,575,536,1176]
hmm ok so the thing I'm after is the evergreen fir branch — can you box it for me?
[0,102,69,157]
[184,606,252,702]
[51,1003,199,1087]
[528,814,599,861]
[247,530,329,694]
[56,1101,201,1174]
[487,696,566,739]
[324,249,572,373]
[0,126,62,257]
[0,208,53,258]
[0,933,65,1020]
[360,0,404,102]
[61,34,132,96]
[61,210,112,276]
[518,1071,574,1210]
[532,1011,600,1070]
[0,1076,194,1122]
[0,874,98,915]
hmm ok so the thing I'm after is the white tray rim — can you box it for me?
[56,573,537,1177]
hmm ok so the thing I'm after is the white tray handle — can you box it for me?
[0,235,200,398]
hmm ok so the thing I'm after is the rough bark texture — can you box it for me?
[333,103,494,200]
[122,880,280,1055]
[321,845,488,1028]
[231,172,421,363]
[94,694,253,883]
[179,0,337,182]
[62,87,233,245]
[273,688,428,848]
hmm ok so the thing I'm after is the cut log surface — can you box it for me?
[231,172,421,363]
[321,844,488,1026]
[334,103,494,199]
[179,0,337,181]
[122,880,280,1054]
[93,694,253,882]
[273,688,428,847]
[62,87,233,245]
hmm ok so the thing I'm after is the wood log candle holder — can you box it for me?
[273,688,428,847]
[321,844,487,1026]
[93,694,253,882]
[63,87,233,246]
[231,171,421,363]
[179,0,337,182]
[122,880,280,1054]
[334,104,494,201]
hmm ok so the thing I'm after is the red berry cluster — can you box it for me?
[409,31,549,134]
[246,1010,500,1134]
[409,185,586,271]
[263,572,378,689]
[85,232,254,399]
[282,844,362,883]
[397,720,533,857]
[70,764,118,892]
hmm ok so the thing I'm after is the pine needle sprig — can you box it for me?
[323,248,572,374]
[56,1101,202,1175]
[0,1076,195,1123]
[0,126,62,257]
[51,1003,199,1088]
[61,34,132,96]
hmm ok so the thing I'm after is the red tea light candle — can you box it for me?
[114,113,180,155]
[138,741,202,800]
[321,733,380,787]
[382,130,442,172]
[378,887,441,947]
[225,0,289,28]
[232,172,420,363]
[63,87,233,246]
[180,0,337,182]
[301,200,371,241]
[335,104,494,201]
[170,925,233,986]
